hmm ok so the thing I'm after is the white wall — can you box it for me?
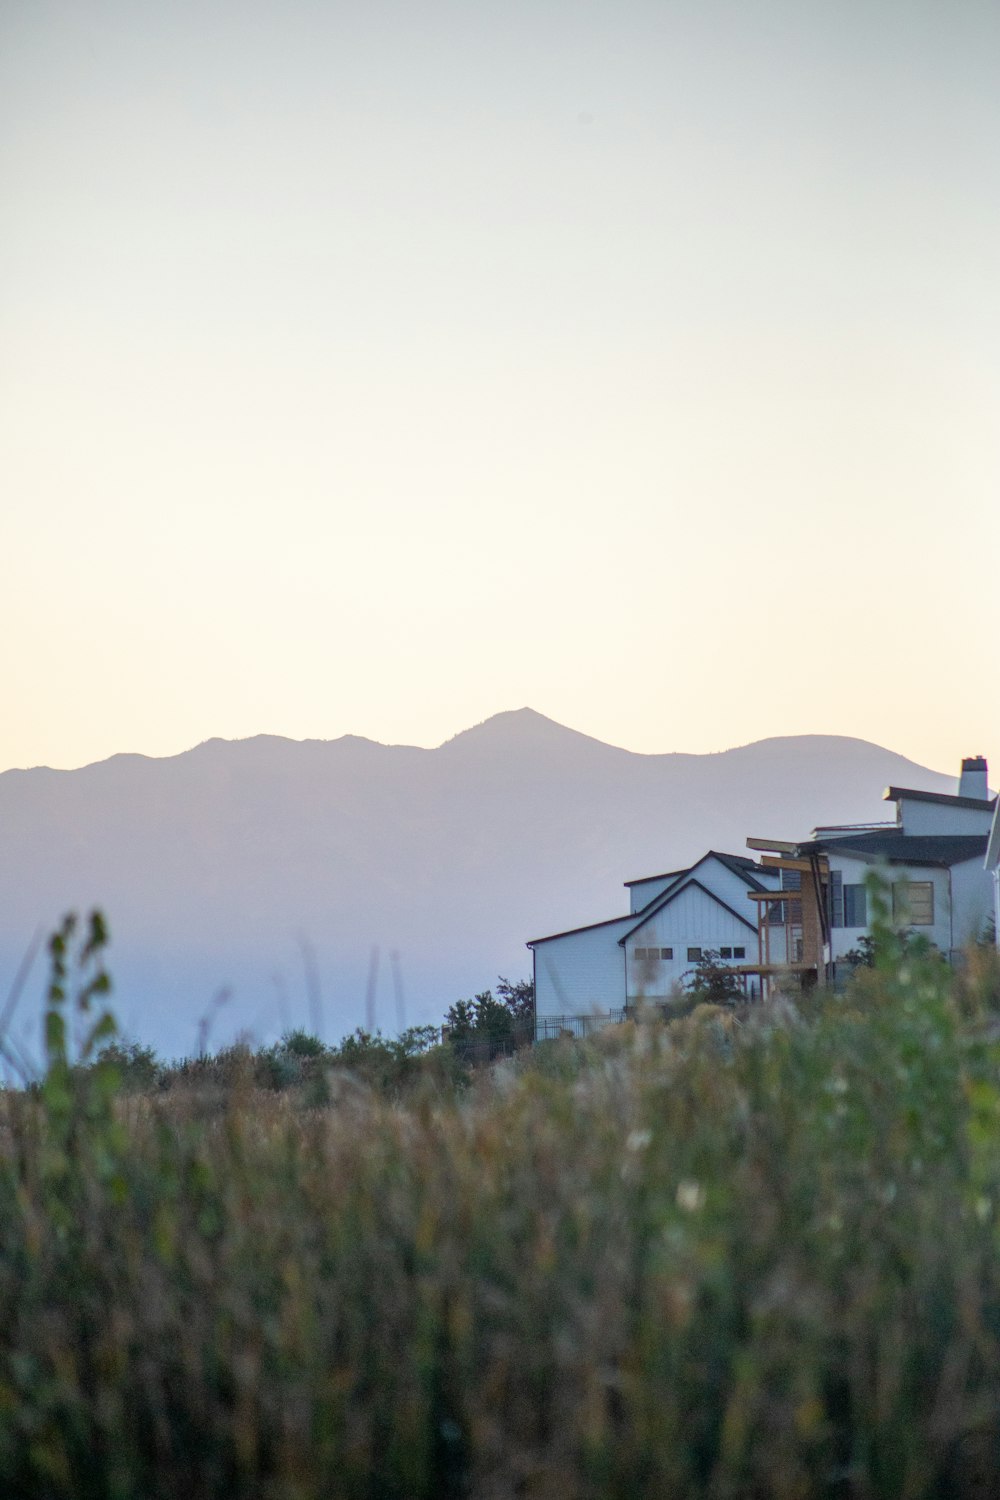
[950,857,994,947]
[895,797,994,837]
[531,917,632,1023]
[624,880,758,1002]
[827,853,953,961]
[531,854,775,1023]
[627,874,682,914]
[988,805,1000,948]
[627,855,777,915]
[694,855,779,913]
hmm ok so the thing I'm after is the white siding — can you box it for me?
[692,856,778,914]
[628,875,681,915]
[531,918,632,1023]
[950,857,994,948]
[827,853,953,961]
[628,856,778,917]
[624,881,757,1003]
[895,797,994,837]
[989,805,1000,948]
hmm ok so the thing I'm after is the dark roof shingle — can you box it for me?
[800,831,988,867]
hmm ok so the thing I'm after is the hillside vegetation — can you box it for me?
[1,909,1000,1498]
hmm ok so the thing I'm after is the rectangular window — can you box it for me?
[634,947,647,960]
[828,870,844,928]
[720,947,732,959]
[660,947,673,960]
[733,947,746,959]
[893,881,934,926]
[843,884,867,928]
[687,947,702,962]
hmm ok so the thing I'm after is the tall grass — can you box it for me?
[1,917,1000,1496]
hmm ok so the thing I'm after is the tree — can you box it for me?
[842,934,876,969]
[495,976,535,1022]
[443,977,535,1056]
[683,950,746,1006]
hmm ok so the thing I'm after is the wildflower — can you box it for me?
[676,1180,705,1212]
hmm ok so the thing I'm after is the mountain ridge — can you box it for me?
[1,710,954,780]
[0,712,963,1059]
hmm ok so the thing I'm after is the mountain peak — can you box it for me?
[0,716,958,1059]
[440,708,620,753]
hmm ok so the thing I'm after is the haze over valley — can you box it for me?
[0,708,958,1060]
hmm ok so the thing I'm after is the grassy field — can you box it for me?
[1,914,1000,1498]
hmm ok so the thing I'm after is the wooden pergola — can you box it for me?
[735,851,831,998]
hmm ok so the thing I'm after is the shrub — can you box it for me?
[3,905,1000,1496]
[682,947,747,1005]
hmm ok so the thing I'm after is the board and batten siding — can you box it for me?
[624,880,757,1004]
[629,856,776,919]
[691,856,779,913]
[531,917,632,1024]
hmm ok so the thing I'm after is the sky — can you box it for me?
[2,0,998,779]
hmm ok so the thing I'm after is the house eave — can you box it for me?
[884,785,996,812]
[618,875,758,944]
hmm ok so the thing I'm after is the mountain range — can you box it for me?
[0,709,955,1060]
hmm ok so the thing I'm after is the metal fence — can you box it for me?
[534,1010,629,1041]
[444,1018,536,1066]
[444,1009,640,1063]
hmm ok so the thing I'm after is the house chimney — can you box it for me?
[958,756,989,800]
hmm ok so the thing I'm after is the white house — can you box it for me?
[527,852,780,1036]
[747,756,995,985]
[526,758,996,1030]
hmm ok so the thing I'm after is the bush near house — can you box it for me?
[682,947,748,1006]
[442,975,535,1061]
[2,912,1000,1496]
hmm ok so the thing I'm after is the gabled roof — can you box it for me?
[623,866,688,888]
[709,850,771,890]
[527,913,634,947]
[624,850,770,893]
[884,785,996,813]
[532,850,769,947]
[618,875,759,943]
[800,831,988,868]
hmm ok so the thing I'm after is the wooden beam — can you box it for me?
[759,856,828,873]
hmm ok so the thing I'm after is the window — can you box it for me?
[733,947,746,959]
[843,884,867,928]
[660,947,673,960]
[635,947,672,961]
[828,870,844,928]
[687,947,702,962]
[893,881,934,926]
[720,947,732,959]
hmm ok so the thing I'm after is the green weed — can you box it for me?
[1,904,1000,1496]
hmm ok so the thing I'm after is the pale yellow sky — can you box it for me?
[2,0,997,778]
